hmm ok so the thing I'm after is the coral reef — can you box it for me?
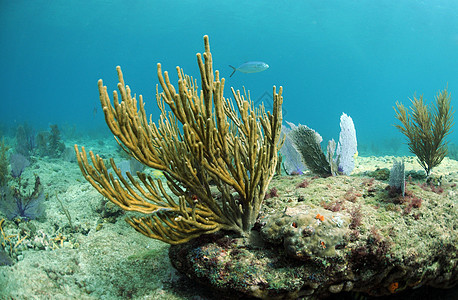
[0,153,456,299]
[75,35,283,244]
[169,175,458,299]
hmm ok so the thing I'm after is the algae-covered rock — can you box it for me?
[0,249,13,266]
[369,168,390,180]
[169,175,458,299]
[261,206,349,260]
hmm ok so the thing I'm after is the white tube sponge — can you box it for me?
[336,113,357,175]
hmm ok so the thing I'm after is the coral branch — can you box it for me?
[75,36,283,244]
[394,88,454,176]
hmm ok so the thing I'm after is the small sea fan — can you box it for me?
[289,125,332,176]
[10,153,30,178]
[0,175,45,220]
[280,122,307,175]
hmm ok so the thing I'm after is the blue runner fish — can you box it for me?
[229,61,269,77]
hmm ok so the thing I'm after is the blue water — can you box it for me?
[1,1,457,154]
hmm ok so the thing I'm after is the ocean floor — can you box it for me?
[0,136,457,299]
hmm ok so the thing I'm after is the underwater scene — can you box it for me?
[0,1,457,299]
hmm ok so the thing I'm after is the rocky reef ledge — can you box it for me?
[169,175,457,299]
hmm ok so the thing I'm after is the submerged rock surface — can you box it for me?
[169,175,458,299]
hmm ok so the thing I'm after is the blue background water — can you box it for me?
[1,1,457,155]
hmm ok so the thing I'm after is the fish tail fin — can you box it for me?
[229,65,236,77]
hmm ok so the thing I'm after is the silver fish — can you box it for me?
[229,61,269,77]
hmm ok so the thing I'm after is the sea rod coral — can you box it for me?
[74,36,283,244]
[394,88,454,177]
